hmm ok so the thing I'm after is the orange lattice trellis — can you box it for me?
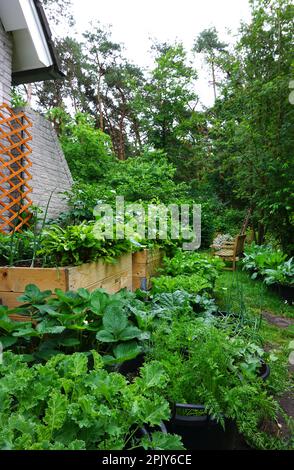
[0,103,33,232]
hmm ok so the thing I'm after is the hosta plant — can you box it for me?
[242,244,287,277]
[263,258,294,287]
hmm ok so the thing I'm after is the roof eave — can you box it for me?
[12,65,66,86]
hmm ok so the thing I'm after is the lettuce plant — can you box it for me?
[151,274,213,295]
[160,250,224,286]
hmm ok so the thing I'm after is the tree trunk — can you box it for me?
[257,222,265,245]
[211,61,217,101]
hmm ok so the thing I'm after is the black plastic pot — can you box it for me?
[271,284,294,303]
[259,360,270,381]
[165,404,237,450]
[138,421,167,438]
[117,353,146,376]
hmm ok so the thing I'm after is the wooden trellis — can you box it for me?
[0,103,33,232]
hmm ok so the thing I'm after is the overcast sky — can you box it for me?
[70,0,252,107]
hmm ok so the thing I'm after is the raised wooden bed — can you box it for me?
[132,248,165,291]
[0,253,132,308]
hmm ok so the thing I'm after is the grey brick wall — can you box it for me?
[0,20,12,104]
[14,107,73,221]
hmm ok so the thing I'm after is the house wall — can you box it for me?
[0,19,12,104]
[1,19,72,225]
[14,106,73,221]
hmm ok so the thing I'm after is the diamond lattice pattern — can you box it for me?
[0,103,33,232]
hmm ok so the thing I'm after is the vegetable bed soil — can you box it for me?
[0,253,132,308]
[132,248,165,291]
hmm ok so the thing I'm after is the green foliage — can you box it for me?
[242,244,287,274]
[139,43,198,176]
[263,258,294,287]
[106,149,189,203]
[151,250,224,298]
[209,0,294,253]
[160,250,224,285]
[0,220,139,268]
[151,274,212,295]
[60,112,115,182]
[148,317,288,449]
[39,223,135,266]
[242,244,293,287]
[0,352,183,450]
[0,285,150,365]
[11,89,27,108]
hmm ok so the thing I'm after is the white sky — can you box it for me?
[69,0,252,107]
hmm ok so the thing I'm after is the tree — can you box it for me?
[209,0,294,252]
[139,43,201,178]
[41,0,75,29]
[58,111,115,183]
[193,27,228,101]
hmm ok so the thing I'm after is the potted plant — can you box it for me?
[148,317,276,450]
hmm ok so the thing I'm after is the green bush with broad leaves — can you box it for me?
[0,285,150,364]
[263,258,294,287]
[0,220,141,267]
[60,112,115,183]
[0,351,184,450]
[242,244,293,287]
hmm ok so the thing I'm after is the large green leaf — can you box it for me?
[0,315,20,333]
[139,362,168,389]
[133,396,170,425]
[18,284,51,304]
[141,431,185,450]
[90,290,109,315]
[36,323,66,335]
[12,327,40,338]
[0,336,18,349]
[113,342,141,362]
[96,330,116,342]
[102,308,128,335]
[44,391,68,435]
[118,326,142,341]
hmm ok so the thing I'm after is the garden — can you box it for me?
[0,0,293,453]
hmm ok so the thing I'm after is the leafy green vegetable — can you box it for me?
[0,351,180,450]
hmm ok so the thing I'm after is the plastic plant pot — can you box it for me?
[259,360,270,381]
[165,404,238,450]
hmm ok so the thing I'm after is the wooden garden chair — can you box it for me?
[214,234,246,271]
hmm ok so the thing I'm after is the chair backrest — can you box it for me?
[240,208,252,235]
[234,234,246,256]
